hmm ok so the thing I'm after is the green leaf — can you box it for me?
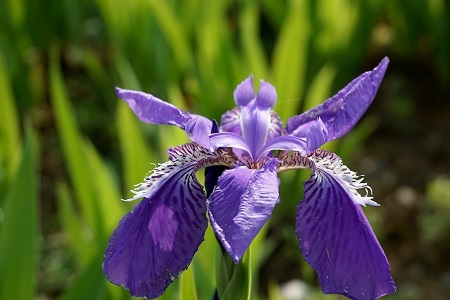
[221,246,252,300]
[56,182,89,264]
[59,249,108,300]
[49,45,97,232]
[303,63,337,111]
[0,51,21,178]
[272,0,310,120]
[179,264,198,300]
[0,127,39,300]
[215,246,232,298]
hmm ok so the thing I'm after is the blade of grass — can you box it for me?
[83,140,125,232]
[179,264,198,300]
[49,45,98,233]
[221,246,252,300]
[0,52,21,178]
[56,181,90,264]
[240,1,269,79]
[0,126,39,300]
[272,0,310,120]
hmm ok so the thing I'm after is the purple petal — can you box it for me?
[234,76,255,106]
[208,159,280,263]
[103,169,208,298]
[256,80,277,108]
[289,118,329,155]
[295,153,396,299]
[286,57,389,150]
[209,132,252,158]
[185,115,213,148]
[257,135,307,160]
[240,101,272,159]
[220,107,242,135]
[116,87,192,128]
[220,107,284,141]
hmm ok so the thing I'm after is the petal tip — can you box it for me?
[256,80,277,108]
[234,75,255,106]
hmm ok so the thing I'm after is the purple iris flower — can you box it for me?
[103,57,396,300]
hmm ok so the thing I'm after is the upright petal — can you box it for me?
[116,87,192,128]
[286,57,389,150]
[208,159,280,263]
[103,167,207,298]
[234,76,255,106]
[220,107,283,140]
[295,150,396,299]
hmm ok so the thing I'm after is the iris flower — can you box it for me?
[103,57,396,299]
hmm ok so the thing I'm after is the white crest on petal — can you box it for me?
[308,149,379,207]
[123,143,236,201]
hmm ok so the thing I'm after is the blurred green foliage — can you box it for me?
[1,0,449,299]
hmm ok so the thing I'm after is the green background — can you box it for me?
[1,0,449,299]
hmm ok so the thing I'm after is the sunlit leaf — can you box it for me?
[0,52,21,178]
[0,127,38,300]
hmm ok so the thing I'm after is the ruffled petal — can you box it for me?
[116,87,192,128]
[234,76,255,106]
[286,57,389,150]
[103,170,208,298]
[208,158,280,263]
[295,150,396,300]
[125,143,235,202]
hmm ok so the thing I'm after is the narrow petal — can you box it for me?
[286,57,389,150]
[256,135,307,160]
[234,76,255,106]
[103,169,208,298]
[209,132,252,158]
[208,159,280,263]
[240,101,271,159]
[116,87,192,128]
[295,150,396,300]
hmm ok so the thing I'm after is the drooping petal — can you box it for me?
[286,57,389,150]
[116,87,192,128]
[208,158,280,263]
[103,168,207,298]
[103,143,236,298]
[124,143,236,202]
[295,150,396,300]
[234,76,255,106]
